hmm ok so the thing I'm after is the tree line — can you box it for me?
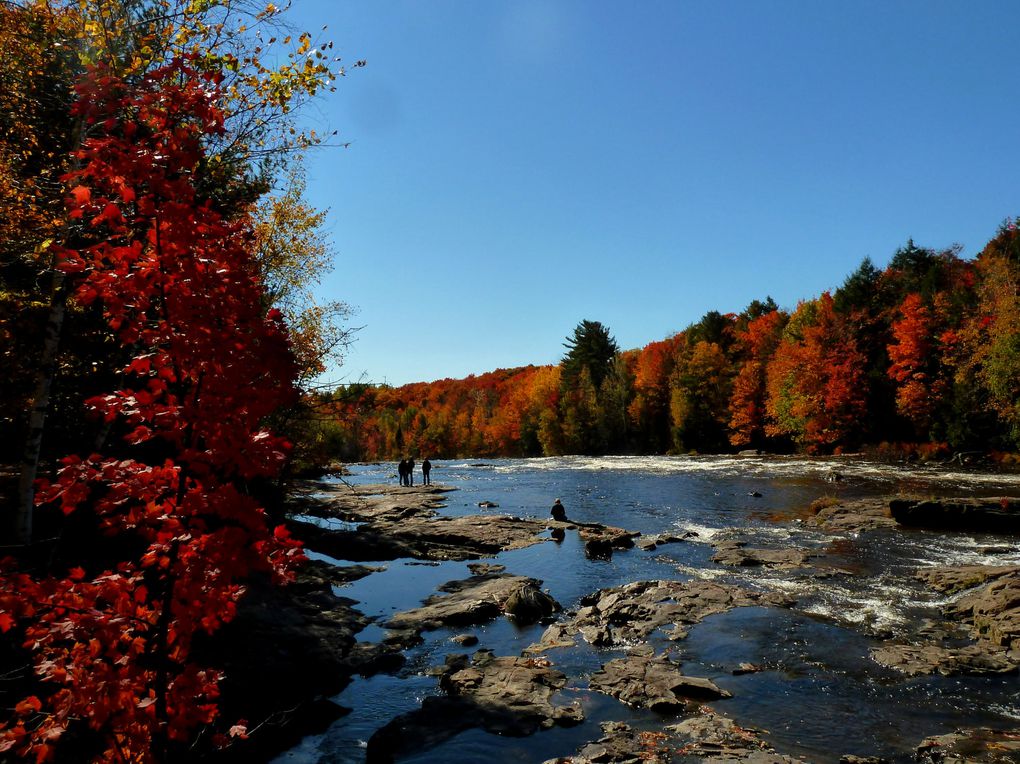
[311,225,1020,462]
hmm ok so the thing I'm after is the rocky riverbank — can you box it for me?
[221,483,1020,763]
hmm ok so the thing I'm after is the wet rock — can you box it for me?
[916,565,1020,595]
[807,498,898,533]
[366,650,583,763]
[340,641,407,675]
[540,580,794,649]
[981,545,1014,555]
[711,539,815,569]
[542,721,686,763]
[946,568,1020,653]
[732,662,763,675]
[524,623,578,654]
[637,533,687,551]
[889,497,1020,534]
[467,562,505,576]
[890,497,1020,534]
[477,500,499,508]
[585,537,614,560]
[839,757,889,764]
[588,648,731,711]
[870,642,1017,677]
[667,708,808,762]
[916,727,1020,762]
[577,523,640,558]
[451,633,478,646]
[384,573,557,632]
[550,526,566,542]
[504,581,560,624]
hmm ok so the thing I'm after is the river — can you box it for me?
[274,455,1020,763]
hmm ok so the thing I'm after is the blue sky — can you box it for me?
[285,1,1019,387]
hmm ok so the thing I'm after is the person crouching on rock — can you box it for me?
[551,498,566,522]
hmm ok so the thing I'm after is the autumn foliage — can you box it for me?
[317,226,1020,461]
[1,55,305,764]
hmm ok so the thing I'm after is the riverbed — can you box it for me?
[273,455,1020,763]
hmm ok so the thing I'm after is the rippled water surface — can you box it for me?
[274,455,1020,764]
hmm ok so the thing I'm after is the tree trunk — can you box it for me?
[15,269,67,545]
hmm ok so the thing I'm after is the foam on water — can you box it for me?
[671,520,730,542]
[476,454,1020,487]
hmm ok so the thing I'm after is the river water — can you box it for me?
[275,455,1020,763]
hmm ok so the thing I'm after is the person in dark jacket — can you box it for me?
[550,498,566,521]
[407,458,415,486]
[397,459,408,486]
[422,457,432,485]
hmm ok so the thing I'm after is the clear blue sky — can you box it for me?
[285,1,1019,387]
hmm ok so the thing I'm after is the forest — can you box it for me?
[311,224,1020,462]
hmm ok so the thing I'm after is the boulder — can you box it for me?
[890,497,1020,534]
[504,581,559,624]
[385,573,557,632]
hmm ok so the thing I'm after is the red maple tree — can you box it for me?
[1,59,302,763]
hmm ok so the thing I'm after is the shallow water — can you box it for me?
[274,455,1020,763]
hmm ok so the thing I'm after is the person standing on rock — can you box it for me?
[551,498,566,522]
[397,459,408,486]
[407,457,415,486]
[422,457,432,485]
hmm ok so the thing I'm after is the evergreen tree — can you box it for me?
[561,320,619,390]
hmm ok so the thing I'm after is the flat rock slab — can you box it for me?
[871,642,1017,677]
[807,499,898,533]
[291,482,641,563]
[917,565,1020,595]
[366,650,583,762]
[589,648,731,712]
[711,539,815,569]
[891,497,1020,534]
[384,573,559,632]
[916,727,1020,763]
[530,580,794,650]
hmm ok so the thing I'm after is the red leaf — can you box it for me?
[70,186,91,206]
[15,696,42,715]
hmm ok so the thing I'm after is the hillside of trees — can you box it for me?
[310,225,1020,462]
